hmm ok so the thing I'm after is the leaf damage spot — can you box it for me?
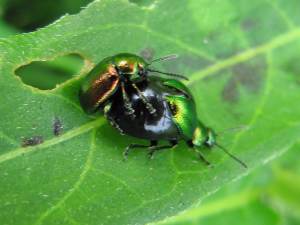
[21,136,44,147]
[53,117,63,136]
[222,56,267,103]
[222,77,239,103]
[162,53,212,77]
[15,53,84,90]
[140,47,155,61]
[282,56,300,85]
[241,19,256,32]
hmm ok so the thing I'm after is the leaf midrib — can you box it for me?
[0,118,105,164]
[188,28,300,83]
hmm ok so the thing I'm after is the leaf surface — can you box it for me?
[158,143,300,225]
[1,0,300,224]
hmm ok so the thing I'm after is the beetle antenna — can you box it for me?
[150,54,178,64]
[215,143,247,168]
[148,68,189,80]
[218,125,249,136]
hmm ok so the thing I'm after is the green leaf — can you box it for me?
[1,0,300,224]
[158,143,300,225]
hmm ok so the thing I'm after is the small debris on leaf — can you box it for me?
[21,136,44,147]
[53,117,63,136]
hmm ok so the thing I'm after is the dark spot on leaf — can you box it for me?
[15,53,84,90]
[222,56,267,103]
[233,59,265,92]
[161,54,212,78]
[140,47,155,61]
[282,56,300,85]
[222,77,239,103]
[202,31,244,58]
[241,19,256,31]
[180,54,212,70]
[53,117,63,136]
[21,136,44,147]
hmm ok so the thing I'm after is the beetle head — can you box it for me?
[192,126,216,148]
[114,54,148,80]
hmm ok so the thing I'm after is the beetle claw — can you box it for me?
[146,103,156,115]
[196,151,212,167]
[148,152,155,160]
[124,105,136,119]
[148,148,155,159]
[123,147,130,161]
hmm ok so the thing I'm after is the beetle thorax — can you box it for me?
[117,59,147,80]
[118,60,135,74]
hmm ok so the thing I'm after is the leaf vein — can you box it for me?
[0,118,104,164]
[230,52,273,153]
[34,129,97,225]
[187,28,300,84]
[265,0,296,29]
[91,168,144,202]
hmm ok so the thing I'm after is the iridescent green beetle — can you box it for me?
[106,77,247,168]
[79,53,186,115]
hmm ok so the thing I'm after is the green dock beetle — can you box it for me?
[79,53,187,116]
[105,77,247,168]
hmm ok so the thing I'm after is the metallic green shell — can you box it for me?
[81,53,147,94]
[113,53,148,66]
[113,53,148,79]
[163,79,193,99]
[165,94,198,140]
[163,80,209,145]
[80,56,112,95]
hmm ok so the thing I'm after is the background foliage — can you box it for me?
[0,0,300,225]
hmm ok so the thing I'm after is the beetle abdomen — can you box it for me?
[107,80,180,141]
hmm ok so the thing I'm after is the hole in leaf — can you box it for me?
[16,53,84,90]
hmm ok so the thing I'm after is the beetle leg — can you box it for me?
[186,140,211,166]
[104,104,125,135]
[131,83,156,115]
[121,82,135,119]
[123,140,157,160]
[193,148,211,166]
[107,116,125,136]
[196,150,211,166]
[148,140,178,159]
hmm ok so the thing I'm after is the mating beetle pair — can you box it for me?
[79,53,247,168]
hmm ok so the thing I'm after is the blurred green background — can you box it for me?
[0,0,299,224]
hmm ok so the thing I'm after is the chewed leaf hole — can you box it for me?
[15,53,84,90]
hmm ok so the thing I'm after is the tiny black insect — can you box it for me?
[21,136,44,147]
[53,117,63,136]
